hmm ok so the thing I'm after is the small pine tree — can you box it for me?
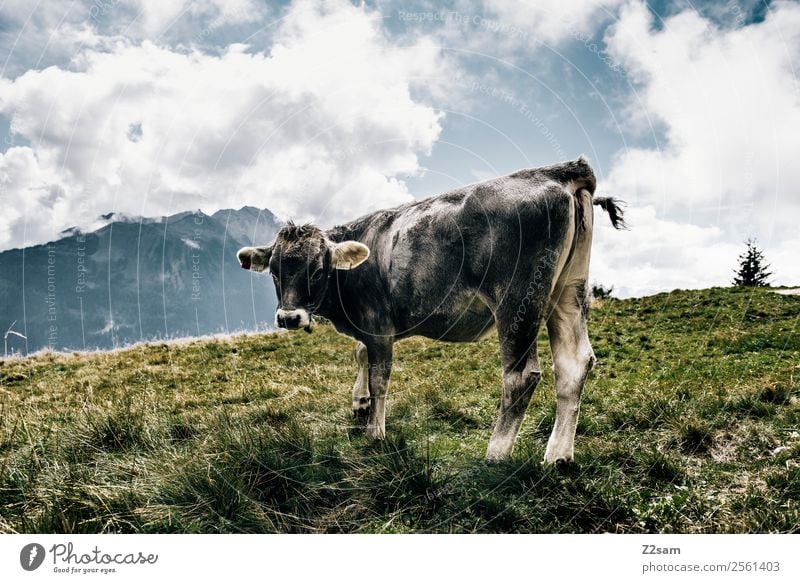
[733,238,772,287]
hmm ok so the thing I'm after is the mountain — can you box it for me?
[0,207,282,354]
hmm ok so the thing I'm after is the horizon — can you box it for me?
[4,285,795,359]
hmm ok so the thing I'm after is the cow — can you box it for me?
[237,157,625,465]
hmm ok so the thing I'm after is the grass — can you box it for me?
[0,286,798,533]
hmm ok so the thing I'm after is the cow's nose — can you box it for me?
[276,309,306,330]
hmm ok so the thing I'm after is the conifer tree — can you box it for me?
[733,238,772,287]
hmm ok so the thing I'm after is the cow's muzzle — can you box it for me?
[276,309,310,331]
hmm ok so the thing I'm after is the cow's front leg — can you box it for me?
[352,342,370,423]
[365,340,393,440]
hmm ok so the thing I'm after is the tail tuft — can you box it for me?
[593,197,627,230]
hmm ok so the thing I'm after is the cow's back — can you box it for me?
[348,170,575,341]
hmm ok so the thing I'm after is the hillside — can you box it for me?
[0,287,798,533]
[0,206,280,354]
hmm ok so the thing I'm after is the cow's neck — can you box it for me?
[317,269,360,338]
[318,221,390,340]
[325,220,368,244]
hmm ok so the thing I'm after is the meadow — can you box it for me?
[0,287,798,533]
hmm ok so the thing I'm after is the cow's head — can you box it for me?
[237,222,370,331]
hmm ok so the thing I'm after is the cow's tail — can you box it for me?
[560,156,626,230]
[592,196,627,230]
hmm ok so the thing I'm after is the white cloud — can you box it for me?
[592,205,799,297]
[591,205,742,297]
[483,0,623,46]
[592,0,800,294]
[0,0,106,76]
[181,237,201,249]
[128,0,190,37]
[0,0,445,250]
[769,237,800,287]
[604,1,800,232]
[0,147,68,248]
[0,0,270,74]
[122,0,268,39]
[400,0,623,64]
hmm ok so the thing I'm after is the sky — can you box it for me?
[0,0,798,297]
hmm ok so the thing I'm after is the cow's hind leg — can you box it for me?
[544,281,595,465]
[486,308,544,461]
[352,342,370,423]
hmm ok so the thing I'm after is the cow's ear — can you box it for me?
[237,245,272,272]
[331,241,370,270]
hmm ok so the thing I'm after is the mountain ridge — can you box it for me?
[0,206,282,354]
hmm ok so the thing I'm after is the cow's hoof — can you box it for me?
[484,456,508,464]
[485,438,513,462]
[352,397,370,425]
[553,458,575,472]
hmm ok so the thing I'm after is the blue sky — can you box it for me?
[0,0,798,296]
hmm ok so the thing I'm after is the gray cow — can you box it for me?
[237,157,624,464]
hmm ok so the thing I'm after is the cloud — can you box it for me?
[181,237,201,249]
[0,0,106,76]
[604,1,800,231]
[0,0,272,75]
[392,0,623,66]
[592,205,798,297]
[0,0,445,251]
[591,0,800,293]
[483,0,623,46]
[591,205,742,297]
[119,0,269,40]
